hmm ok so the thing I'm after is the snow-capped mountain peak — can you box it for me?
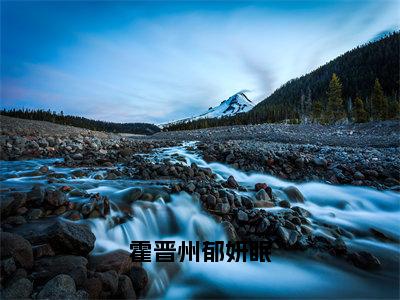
[201,92,253,118]
[160,92,254,127]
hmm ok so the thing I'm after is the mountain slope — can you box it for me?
[162,92,253,127]
[0,109,161,135]
[253,31,399,113]
[165,32,399,131]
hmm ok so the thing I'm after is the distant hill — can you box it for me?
[0,109,160,135]
[165,32,399,131]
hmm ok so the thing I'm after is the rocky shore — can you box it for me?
[1,116,399,298]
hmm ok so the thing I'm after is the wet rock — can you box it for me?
[348,251,381,270]
[215,203,230,214]
[27,185,45,206]
[32,243,55,258]
[83,277,102,299]
[1,232,33,269]
[75,290,89,299]
[221,221,239,241]
[33,255,88,286]
[26,208,44,220]
[300,225,312,235]
[237,210,249,222]
[207,194,217,207]
[116,275,136,299]
[45,187,68,207]
[296,236,309,250]
[313,157,327,168]
[255,189,270,201]
[71,170,86,178]
[353,171,365,180]
[256,218,270,234]
[0,192,26,218]
[39,166,50,173]
[95,270,119,295]
[88,250,133,274]
[37,274,76,299]
[226,175,239,189]
[4,215,26,226]
[254,201,275,208]
[284,220,296,230]
[128,266,148,296]
[69,188,86,197]
[278,200,291,208]
[225,153,235,163]
[370,228,397,242]
[185,182,196,193]
[11,219,95,256]
[1,257,17,277]
[332,238,347,256]
[62,210,82,221]
[283,186,304,203]
[288,230,299,247]
[1,278,33,299]
[255,183,268,191]
[276,225,290,245]
[241,197,254,209]
[292,206,312,218]
[122,187,143,203]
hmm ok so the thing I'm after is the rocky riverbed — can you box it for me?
[1,116,399,299]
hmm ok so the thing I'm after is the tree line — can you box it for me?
[0,109,161,135]
[165,32,399,131]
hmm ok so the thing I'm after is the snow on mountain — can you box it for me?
[160,92,254,127]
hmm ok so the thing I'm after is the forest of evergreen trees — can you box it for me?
[165,32,399,131]
[0,109,161,135]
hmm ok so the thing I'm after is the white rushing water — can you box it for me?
[1,144,399,298]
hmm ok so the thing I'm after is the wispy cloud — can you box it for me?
[1,1,398,123]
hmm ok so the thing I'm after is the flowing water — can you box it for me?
[1,143,399,299]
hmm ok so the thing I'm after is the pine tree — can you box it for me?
[371,78,386,120]
[326,73,346,123]
[312,100,323,123]
[353,97,368,123]
[387,99,400,119]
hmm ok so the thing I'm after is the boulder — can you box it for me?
[116,275,136,299]
[226,176,239,189]
[1,232,33,269]
[255,189,270,201]
[241,197,254,209]
[237,210,249,222]
[0,192,26,218]
[348,251,381,270]
[88,250,133,274]
[278,200,291,208]
[254,201,275,208]
[283,186,305,203]
[128,266,148,295]
[95,270,119,295]
[276,225,290,245]
[1,278,33,299]
[82,277,102,299]
[221,221,239,241]
[10,218,95,256]
[45,188,68,207]
[215,203,230,214]
[185,182,196,193]
[33,255,88,286]
[255,183,268,191]
[121,187,143,203]
[37,274,76,299]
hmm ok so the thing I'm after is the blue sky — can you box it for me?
[1,1,398,123]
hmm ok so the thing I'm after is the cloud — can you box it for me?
[1,1,398,123]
